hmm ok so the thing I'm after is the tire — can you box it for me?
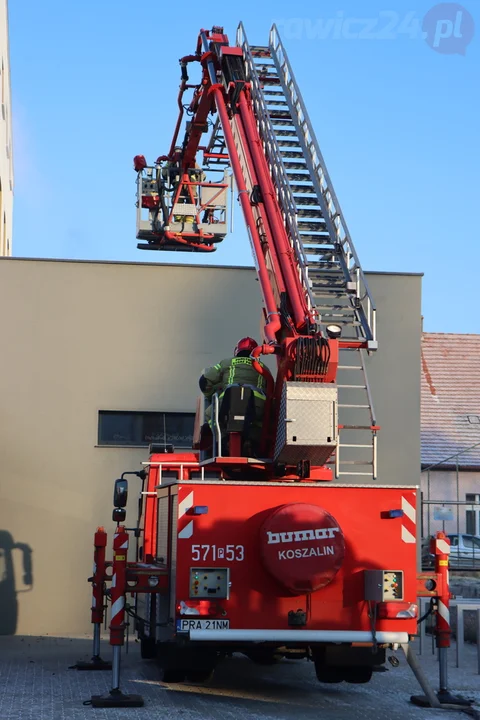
[185,668,215,683]
[140,636,157,660]
[343,666,373,684]
[162,669,186,683]
[314,664,344,684]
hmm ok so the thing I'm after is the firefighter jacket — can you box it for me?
[201,356,270,400]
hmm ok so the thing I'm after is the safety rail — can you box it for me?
[418,597,480,674]
[236,23,318,326]
[269,24,377,347]
[135,164,229,246]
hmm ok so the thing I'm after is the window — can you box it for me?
[465,494,480,536]
[98,411,195,448]
[448,535,459,546]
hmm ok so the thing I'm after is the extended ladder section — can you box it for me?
[237,23,378,480]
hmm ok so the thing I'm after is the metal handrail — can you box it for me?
[212,393,222,458]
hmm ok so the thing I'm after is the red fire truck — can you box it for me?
[85,24,425,704]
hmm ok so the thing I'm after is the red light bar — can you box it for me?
[377,602,418,620]
[142,195,160,209]
[177,600,222,617]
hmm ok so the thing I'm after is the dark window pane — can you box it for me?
[165,414,195,448]
[99,412,137,445]
[142,414,166,445]
[466,511,476,535]
[98,411,195,448]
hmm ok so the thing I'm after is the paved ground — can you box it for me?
[0,636,479,720]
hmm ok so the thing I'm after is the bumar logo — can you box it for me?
[266,527,340,544]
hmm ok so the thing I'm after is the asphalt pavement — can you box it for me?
[0,635,479,720]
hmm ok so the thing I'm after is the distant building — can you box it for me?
[421,332,480,537]
[0,0,13,256]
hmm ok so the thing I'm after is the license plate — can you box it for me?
[176,619,230,633]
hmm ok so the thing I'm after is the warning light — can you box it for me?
[141,195,160,209]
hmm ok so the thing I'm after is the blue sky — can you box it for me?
[8,0,479,332]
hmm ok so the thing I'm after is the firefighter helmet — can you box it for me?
[234,337,258,356]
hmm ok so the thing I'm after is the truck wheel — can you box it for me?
[343,666,373,684]
[314,663,344,684]
[140,636,156,659]
[162,669,186,683]
[185,668,215,683]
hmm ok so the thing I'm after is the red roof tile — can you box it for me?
[421,333,480,467]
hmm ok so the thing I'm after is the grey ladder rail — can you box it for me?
[236,22,378,481]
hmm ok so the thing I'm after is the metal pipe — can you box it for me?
[93,624,101,658]
[189,629,409,643]
[439,647,448,692]
[112,646,121,691]
[401,643,441,708]
[213,393,222,457]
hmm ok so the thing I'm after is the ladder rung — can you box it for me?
[338,444,374,449]
[337,384,367,389]
[338,366,362,370]
[339,404,371,409]
[337,472,375,477]
[339,461,373,466]
[340,425,376,430]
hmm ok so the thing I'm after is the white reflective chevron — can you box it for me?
[401,496,416,524]
[178,491,194,519]
[401,525,416,544]
[437,600,450,625]
[111,597,125,620]
[178,521,194,539]
[436,539,451,555]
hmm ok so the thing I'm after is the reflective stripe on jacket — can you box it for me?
[202,356,269,399]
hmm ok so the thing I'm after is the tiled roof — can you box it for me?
[421,333,480,468]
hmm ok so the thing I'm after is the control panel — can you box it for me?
[190,568,230,599]
[364,570,404,601]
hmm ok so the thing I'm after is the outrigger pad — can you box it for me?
[411,692,472,708]
[90,690,144,708]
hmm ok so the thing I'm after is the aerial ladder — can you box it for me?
[134,24,378,481]
[79,25,456,711]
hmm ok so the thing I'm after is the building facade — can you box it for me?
[0,259,422,636]
[421,332,480,538]
[0,0,13,256]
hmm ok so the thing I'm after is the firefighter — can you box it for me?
[199,337,272,454]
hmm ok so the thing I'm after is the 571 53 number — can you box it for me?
[191,544,245,562]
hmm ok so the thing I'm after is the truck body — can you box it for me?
[130,453,418,682]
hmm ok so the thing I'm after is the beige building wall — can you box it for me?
[0,0,13,256]
[0,259,421,636]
